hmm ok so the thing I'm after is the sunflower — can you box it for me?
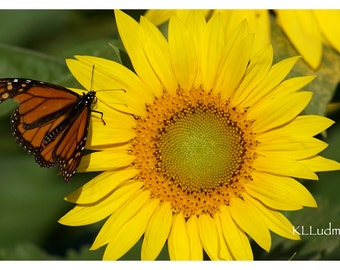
[59,10,340,260]
[145,9,340,70]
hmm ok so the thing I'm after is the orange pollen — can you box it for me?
[130,87,258,218]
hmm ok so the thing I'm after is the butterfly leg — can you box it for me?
[91,109,106,125]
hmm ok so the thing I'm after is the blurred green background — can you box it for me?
[0,10,340,260]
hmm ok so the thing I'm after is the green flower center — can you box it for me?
[131,88,257,217]
[158,108,245,192]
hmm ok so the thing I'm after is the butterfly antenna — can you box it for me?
[90,64,127,110]
[91,65,96,90]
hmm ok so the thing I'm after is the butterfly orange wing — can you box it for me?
[0,78,94,181]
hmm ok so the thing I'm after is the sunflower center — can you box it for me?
[131,87,257,217]
[158,108,244,192]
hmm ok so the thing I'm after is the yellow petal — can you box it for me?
[216,34,254,100]
[91,189,150,250]
[214,214,233,260]
[87,127,135,149]
[197,214,219,260]
[144,9,174,26]
[243,193,300,240]
[78,149,135,172]
[219,10,251,40]
[300,155,340,172]
[168,15,198,91]
[219,10,270,56]
[186,215,203,260]
[314,10,340,53]
[232,45,273,105]
[229,197,271,252]
[246,171,317,210]
[257,115,334,140]
[248,10,270,55]
[183,10,207,50]
[103,197,159,260]
[59,181,143,226]
[241,56,300,108]
[140,16,178,93]
[257,137,328,160]
[219,205,253,260]
[199,13,225,92]
[254,155,318,180]
[141,201,172,260]
[65,168,139,204]
[168,213,190,260]
[276,10,322,69]
[177,10,211,22]
[214,20,250,99]
[249,92,312,133]
[114,10,163,95]
[270,75,315,96]
[87,111,135,148]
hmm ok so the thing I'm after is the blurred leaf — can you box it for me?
[0,43,73,86]
[0,10,75,46]
[270,15,340,117]
[0,39,126,88]
[0,11,118,55]
[0,151,90,247]
[65,245,104,260]
[0,243,58,260]
[57,38,123,62]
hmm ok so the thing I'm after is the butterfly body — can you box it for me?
[0,78,96,181]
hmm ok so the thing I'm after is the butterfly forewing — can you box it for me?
[0,80,79,125]
[0,78,97,181]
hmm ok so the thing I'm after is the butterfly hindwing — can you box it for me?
[54,104,91,181]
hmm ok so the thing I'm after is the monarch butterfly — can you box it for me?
[0,78,100,182]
